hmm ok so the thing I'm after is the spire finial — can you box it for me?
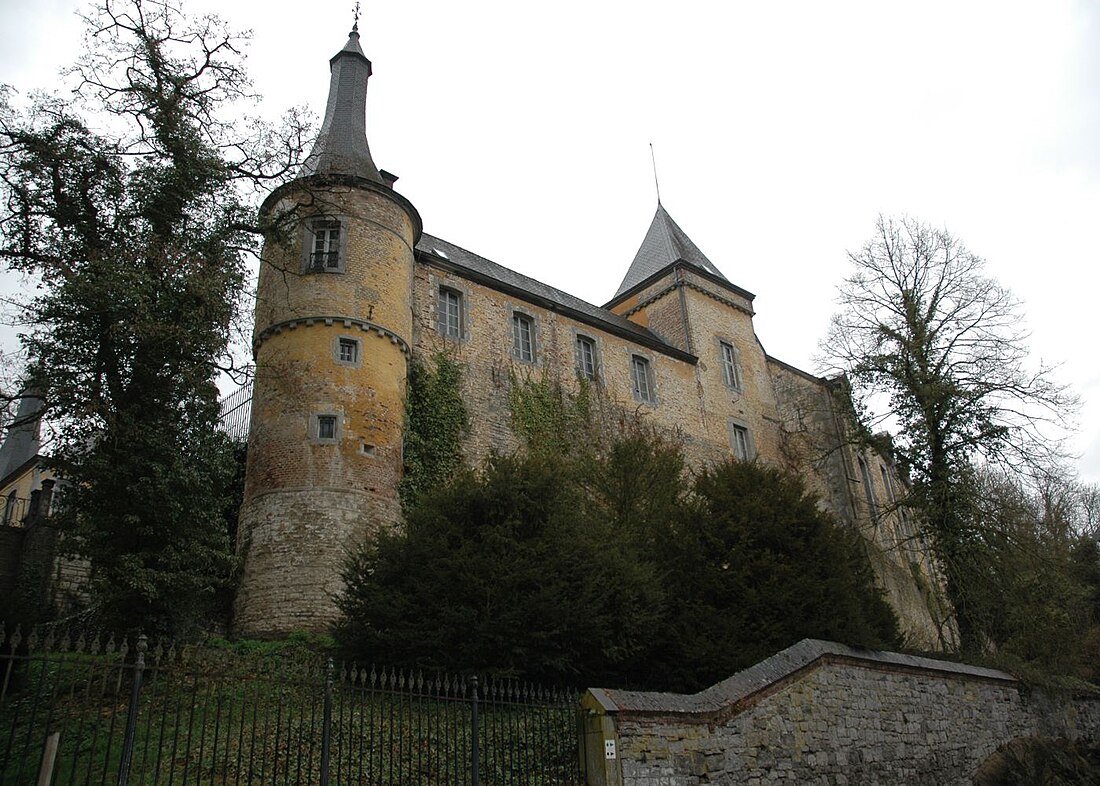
[352,2,361,32]
[649,143,662,206]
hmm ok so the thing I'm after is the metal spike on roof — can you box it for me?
[300,25,384,184]
[613,204,728,298]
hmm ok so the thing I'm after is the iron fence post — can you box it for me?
[320,657,334,786]
[470,675,479,786]
[116,633,147,786]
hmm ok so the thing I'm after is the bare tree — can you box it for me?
[823,215,1079,650]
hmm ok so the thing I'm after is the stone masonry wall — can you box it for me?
[584,640,1100,786]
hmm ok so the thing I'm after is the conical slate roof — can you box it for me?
[614,204,727,298]
[300,26,384,184]
[0,389,43,481]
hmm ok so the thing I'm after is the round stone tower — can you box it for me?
[234,23,421,636]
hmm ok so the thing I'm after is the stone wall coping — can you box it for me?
[588,639,1016,718]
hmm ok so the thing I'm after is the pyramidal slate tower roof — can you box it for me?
[300,24,384,184]
[613,203,728,298]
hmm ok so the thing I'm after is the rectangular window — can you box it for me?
[317,414,337,440]
[720,341,742,389]
[438,287,462,338]
[338,338,358,363]
[731,424,750,460]
[858,456,878,518]
[512,313,535,362]
[310,220,341,271]
[631,355,655,403]
[879,466,896,504]
[576,336,597,380]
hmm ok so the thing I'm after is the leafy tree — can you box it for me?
[823,215,1078,651]
[644,460,901,691]
[952,468,1094,675]
[336,451,665,685]
[0,0,304,634]
[338,423,900,691]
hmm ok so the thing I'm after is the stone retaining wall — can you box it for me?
[583,640,1100,786]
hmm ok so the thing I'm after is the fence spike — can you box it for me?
[74,629,86,654]
[42,627,55,652]
[416,670,424,692]
[26,626,38,653]
[119,637,130,660]
[370,664,377,687]
[104,632,116,655]
[59,627,72,653]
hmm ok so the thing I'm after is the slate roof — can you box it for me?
[0,390,43,483]
[300,28,384,185]
[613,204,728,298]
[415,234,695,361]
[587,639,1015,717]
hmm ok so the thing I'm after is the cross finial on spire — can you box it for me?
[352,2,361,32]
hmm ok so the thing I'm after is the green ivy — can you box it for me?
[507,372,592,457]
[399,353,469,510]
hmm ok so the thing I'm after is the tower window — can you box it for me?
[307,219,343,272]
[316,414,338,441]
[512,313,535,363]
[438,287,463,338]
[576,335,597,381]
[631,355,655,404]
[338,338,359,363]
[720,341,742,390]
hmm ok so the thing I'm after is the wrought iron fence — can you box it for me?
[0,624,585,786]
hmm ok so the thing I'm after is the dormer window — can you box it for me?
[307,219,343,272]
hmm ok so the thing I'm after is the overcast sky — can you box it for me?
[3,0,1099,483]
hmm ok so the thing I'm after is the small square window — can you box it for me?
[576,336,597,381]
[317,415,337,441]
[720,341,742,390]
[308,220,342,272]
[631,355,655,404]
[338,338,359,363]
[512,313,535,363]
[438,287,462,338]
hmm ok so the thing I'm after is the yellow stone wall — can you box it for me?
[235,181,418,636]
[237,178,948,644]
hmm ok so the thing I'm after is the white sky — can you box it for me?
[3,0,1099,484]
